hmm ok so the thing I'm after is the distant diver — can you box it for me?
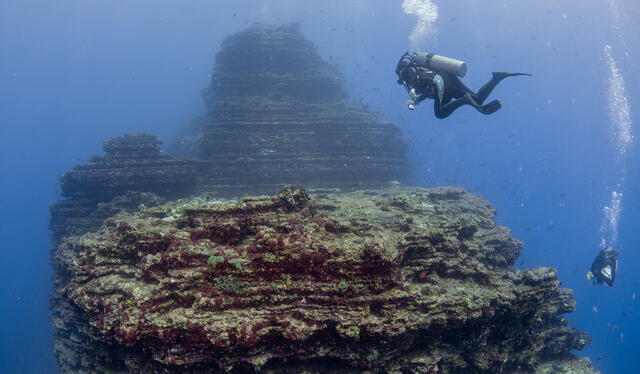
[395,51,532,119]
[586,247,619,287]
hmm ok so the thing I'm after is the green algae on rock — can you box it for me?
[53,186,596,373]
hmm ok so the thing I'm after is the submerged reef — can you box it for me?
[48,23,599,374]
[51,186,598,373]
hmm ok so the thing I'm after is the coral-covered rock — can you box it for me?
[52,186,597,373]
[49,191,166,245]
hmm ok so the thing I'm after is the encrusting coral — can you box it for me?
[52,186,596,373]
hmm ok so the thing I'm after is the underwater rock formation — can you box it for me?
[187,23,407,194]
[48,24,598,374]
[49,134,199,370]
[50,134,197,242]
[51,186,599,373]
[59,133,198,201]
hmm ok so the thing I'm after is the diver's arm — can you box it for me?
[410,68,437,105]
[402,67,419,90]
[401,67,420,109]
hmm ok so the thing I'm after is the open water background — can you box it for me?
[1,1,638,373]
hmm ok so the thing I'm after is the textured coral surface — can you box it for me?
[52,186,598,373]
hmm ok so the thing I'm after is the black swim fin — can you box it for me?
[492,72,533,82]
[478,99,502,115]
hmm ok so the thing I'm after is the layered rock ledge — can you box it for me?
[50,134,197,243]
[179,23,408,194]
[52,186,597,373]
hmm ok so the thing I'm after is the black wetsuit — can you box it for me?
[590,247,618,286]
[396,52,527,119]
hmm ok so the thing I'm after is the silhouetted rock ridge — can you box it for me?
[194,23,408,194]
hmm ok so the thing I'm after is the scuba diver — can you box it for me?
[587,247,619,287]
[395,51,532,119]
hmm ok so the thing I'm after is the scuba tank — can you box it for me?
[413,52,467,78]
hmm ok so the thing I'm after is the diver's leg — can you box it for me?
[465,93,502,115]
[475,72,533,104]
[474,77,501,105]
[434,93,501,119]
[434,97,468,119]
[433,74,461,118]
[432,73,463,118]
[443,75,472,100]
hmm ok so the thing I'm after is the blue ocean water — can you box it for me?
[0,1,637,373]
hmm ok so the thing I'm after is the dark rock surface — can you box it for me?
[51,186,599,373]
[49,134,199,372]
[50,133,197,243]
[59,133,198,201]
[48,24,410,373]
[189,23,407,194]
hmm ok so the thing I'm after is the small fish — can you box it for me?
[547,219,555,230]
[607,323,619,331]
[597,355,607,361]
[592,306,598,313]
[620,333,624,342]
[632,292,636,300]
